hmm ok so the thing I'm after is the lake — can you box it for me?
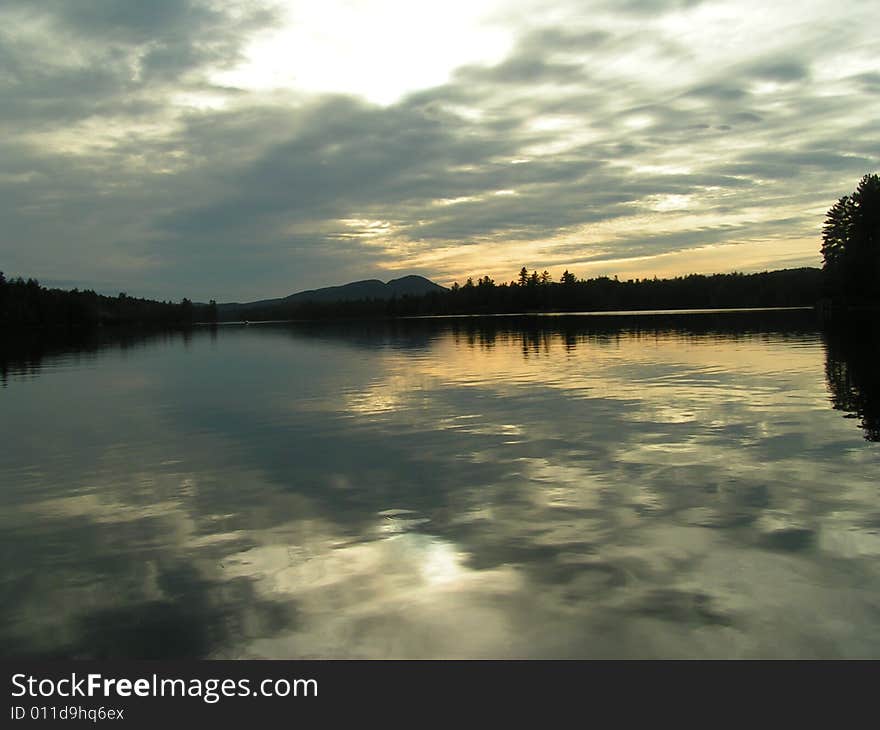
[2,309,879,658]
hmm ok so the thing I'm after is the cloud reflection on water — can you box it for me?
[1,312,879,658]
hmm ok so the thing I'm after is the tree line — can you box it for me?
[226,267,822,321]
[0,274,206,329]
[0,263,827,330]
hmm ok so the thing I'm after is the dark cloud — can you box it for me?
[52,0,223,40]
[0,0,278,128]
[683,83,749,102]
[2,0,274,48]
[851,72,880,94]
[597,0,708,14]
[721,151,879,181]
[747,60,810,83]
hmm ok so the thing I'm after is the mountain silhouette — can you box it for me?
[219,275,446,315]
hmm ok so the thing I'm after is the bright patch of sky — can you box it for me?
[214,0,515,105]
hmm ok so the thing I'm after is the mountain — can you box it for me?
[285,275,446,304]
[218,275,446,315]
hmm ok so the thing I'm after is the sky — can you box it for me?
[1,0,878,301]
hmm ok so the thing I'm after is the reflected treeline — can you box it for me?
[238,318,446,352]
[3,311,821,384]
[823,315,880,441]
[0,327,212,387]
[442,309,822,355]
[9,311,880,444]
[259,308,822,353]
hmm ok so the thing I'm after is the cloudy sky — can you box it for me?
[1,0,878,301]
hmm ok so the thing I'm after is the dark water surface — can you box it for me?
[2,310,879,658]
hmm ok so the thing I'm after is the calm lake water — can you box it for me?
[2,310,879,658]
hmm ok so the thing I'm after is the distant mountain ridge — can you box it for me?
[219,275,446,314]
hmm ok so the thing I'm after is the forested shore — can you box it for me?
[0,274,200,329]
[0,267,825,329]
[219,267,822,321]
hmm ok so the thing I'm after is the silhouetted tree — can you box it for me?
[821,195,852,291]
[821,173,880,303]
